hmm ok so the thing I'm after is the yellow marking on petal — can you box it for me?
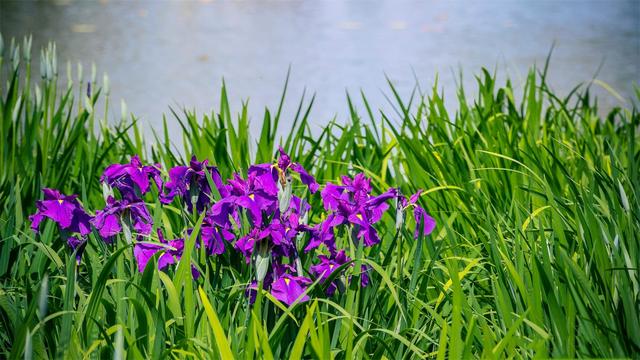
[329,264,335,270]
[355,213,363,221]
[57,199,64,205]
[248,193,255,200]
[284,278,290,285]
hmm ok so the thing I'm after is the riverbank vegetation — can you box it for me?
[1,37,638,359]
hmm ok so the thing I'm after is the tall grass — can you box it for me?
[1,36,638,359]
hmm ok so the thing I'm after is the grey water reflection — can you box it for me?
[1,0,638,138]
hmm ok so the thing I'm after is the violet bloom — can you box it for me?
[91,196,153,243]
[310,250,350,295]
[29,188,92,236]
[233,195,312,262]
[221,168,278,228]
[208,196,240,229]
[133,241,165,273]
[310,174,397,249]
[276,147,319,193]
[66,236,87,264]
[100,155,162,200]
[399,190,436,238]
[234,228,262,262]
[341,173,372,204]
[234,224,292,262]
[161,156,228,213]
[29,188,93,262]
[133,230,200,278]
[244,164,280,220]
[270,273,312,305]
[133,230,183,272]
[198,213,235,255]
[245,262,296,304]
[305,214,341,254]
[359,265,371,287]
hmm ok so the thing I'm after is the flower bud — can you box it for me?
[102,182,114,203]
[278,174,293,213]
[254,240,270,283]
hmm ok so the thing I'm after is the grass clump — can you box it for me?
[0,35,639,359]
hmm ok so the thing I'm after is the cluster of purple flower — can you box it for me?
[30,148,435,305]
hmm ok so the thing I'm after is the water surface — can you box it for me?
[2,0,639,138]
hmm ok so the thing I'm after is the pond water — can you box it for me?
[2,0,639,138]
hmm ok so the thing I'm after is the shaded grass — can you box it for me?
[0,36,639,359]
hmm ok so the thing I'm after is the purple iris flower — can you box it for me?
[276,147,319,193]
[29,188,92,236]
[234,228,261,262]
[199,214,234,255]
[227,168,279,227]
[133,230,183,272]
[310,250,350,295]
[233,194,312,262]
[133,230,200,278]
[161,156,228,213]
[399,190,436,238]
[359,265,371,287]
[213,169,278,228]
[341,173,372,204]
[91,196,153,242]
[234,223,293,262]
[310,174,397,249]
[66,236,88,264]
[270,273,312,305]
[101,155,163,200]
[246,164,279,198]
[208,196,240,230]
[305,214,341,254]
[133,241,165,273]
[245,262,298,304]
[29,188,93,262]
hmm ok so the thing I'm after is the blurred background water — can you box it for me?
[1,0,639,138]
